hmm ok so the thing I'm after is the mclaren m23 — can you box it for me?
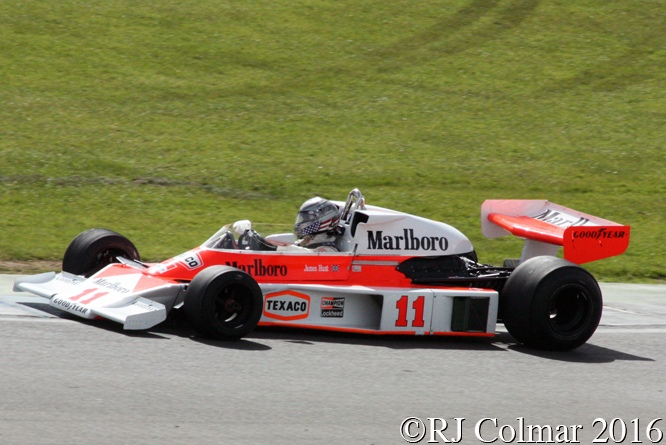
[14,190,630,351]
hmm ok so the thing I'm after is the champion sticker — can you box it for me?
[321,297,344,318]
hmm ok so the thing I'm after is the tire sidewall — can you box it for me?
[529,267,602,350]
[184,266,263,340]
[501,256,602,351]
[62,228,140,276]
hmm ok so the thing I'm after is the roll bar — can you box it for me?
[340,188,366,223]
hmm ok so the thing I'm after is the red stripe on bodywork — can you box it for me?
[431,332,495,337]
[258,322,493,337]
[258,321,417,335]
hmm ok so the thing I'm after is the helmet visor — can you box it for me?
[295,210,319,225]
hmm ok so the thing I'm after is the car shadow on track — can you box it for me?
[248,327,655,363]
[506,342,654,363]
[19,302,655,360]
[248,325,511,352]
[19,302,272,350]
[99,316,274,351]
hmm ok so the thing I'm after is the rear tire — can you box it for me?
[500,256,602,351]
[62,228,140,277]
[183,266,263,340]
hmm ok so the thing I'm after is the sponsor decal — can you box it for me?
[150,251,203,274]
[263,291,310,321]
[227,259,287,277]
[321,309,343,318]
[321,297,345,309]
[150,262,177,275]
[55,275,81,286]
[572,228,626,240]
[321,297,344,318]
[93,278,131,294]
[175,251,204,270]
[367,229,449,251]
[132,301,159,312]
[533,209,590,228]
[51,287,115,317]
[52,298,90,315]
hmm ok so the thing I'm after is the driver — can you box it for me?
[293,197,343,252]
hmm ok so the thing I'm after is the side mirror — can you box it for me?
[264,233,296,246]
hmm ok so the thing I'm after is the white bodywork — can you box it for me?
[13,268,183,330]
[332,201,474,256]
[258,283,498,335]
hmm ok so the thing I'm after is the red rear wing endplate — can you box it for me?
[483,201,630,264]
[562,225,631,264]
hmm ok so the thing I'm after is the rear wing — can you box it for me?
[481,200,630,264]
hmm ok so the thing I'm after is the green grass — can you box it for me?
[1,0,665,282]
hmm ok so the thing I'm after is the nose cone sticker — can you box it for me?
[263,290,310,321]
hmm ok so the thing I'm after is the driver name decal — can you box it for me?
[367,229,449,251]
[263,291,310,321]
[304,264,339,272]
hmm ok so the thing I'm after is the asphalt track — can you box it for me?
[1,275,665,445]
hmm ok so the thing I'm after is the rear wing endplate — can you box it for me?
[481,200,630,264]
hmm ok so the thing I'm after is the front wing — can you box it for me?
[13,265,184,330]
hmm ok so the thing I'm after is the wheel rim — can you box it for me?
[88,248,128,276]
[547,284,593,337]
[213,284,255,330]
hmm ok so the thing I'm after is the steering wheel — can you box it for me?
[237,230,251,249]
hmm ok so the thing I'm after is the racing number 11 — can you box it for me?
[395,295,425,327]
[69,288,109,305]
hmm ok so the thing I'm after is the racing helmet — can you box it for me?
[294,197,340,239]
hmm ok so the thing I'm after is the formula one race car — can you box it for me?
[14,189,630,350]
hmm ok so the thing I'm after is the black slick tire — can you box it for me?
[500,256,602,351]
[183,266,263,340]
[62,228,140,277]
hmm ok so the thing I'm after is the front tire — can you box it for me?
[500,256,602,351]
[183,266,263,340]
[62,228,140,277]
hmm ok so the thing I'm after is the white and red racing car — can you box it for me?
[14,189,630,350]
